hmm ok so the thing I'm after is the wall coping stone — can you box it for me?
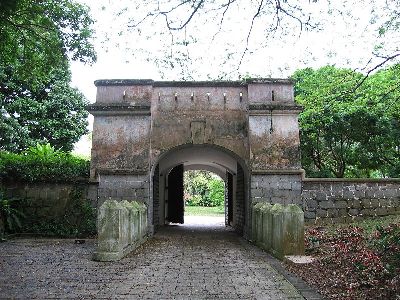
[303,178,400,183]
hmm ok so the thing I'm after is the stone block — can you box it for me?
[319,200,334,209]
[251,202,262,241]
[352,199,362,208]
[370,199,380,208]
[335,200,348,209]
[365,189,375,198]
[270,203,285,259]
[121,200,138,245]
[251,188,263,198]
[337,208,347,217]
[362,199,372,208]
[384,189,398,198]
[379,198,390,207]
[252,202,264,243]
[343,190,354,200]
[291,181,302,191]
[304,211,316,219]
[376,207,388,216]
[270,204,305,260]
[315,191,327,201]
[260,203,273,251]
[316,209,327,218]
[93,199,129,261]
[360,208,374,216]
[348,208,359,216]
[327,208,339,218]
[375,190,385,198]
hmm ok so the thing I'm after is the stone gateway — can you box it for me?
[88,79,303,239]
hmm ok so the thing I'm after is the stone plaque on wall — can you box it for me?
[190,121,206,144]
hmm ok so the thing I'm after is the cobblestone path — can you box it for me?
[0,218,304,299]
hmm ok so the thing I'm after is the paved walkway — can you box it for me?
[0,217,304,299]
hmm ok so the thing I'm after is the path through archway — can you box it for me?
[152,145,248,234]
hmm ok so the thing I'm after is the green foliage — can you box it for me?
[293,65,400,178]
[0,67,89,152]
[0,0,96,87]
[0,192,25,235]
[373,224,400,275]
[184,170,225,207]
[25,191,96,238]
[0,0,95,152]
[0,143,90,182]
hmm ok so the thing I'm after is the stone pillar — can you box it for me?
[271,203,285,259]
[282,204,305,256]
[252,202,264,242]
[260,203,273,251]
[270,203,305,259]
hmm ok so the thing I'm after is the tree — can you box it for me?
[293,65,400,178]
[184,170,225,207]
[0,0,96,87]
[0,66,89,152]
[0,0,96,151]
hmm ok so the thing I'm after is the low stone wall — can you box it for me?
[0,181,98,226]
[93,199,148,261]
[302,179,400,224]
[252,203,304,259]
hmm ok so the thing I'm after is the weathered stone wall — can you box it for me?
[250,173,303,205]
[150,84,249,167]
[152,165,160,226]
[0,181,98,224]
[234,163,245,234]
[302,179,400,224]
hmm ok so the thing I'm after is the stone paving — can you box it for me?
[0,217,305,299]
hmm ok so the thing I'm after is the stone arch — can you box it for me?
[150,143,250,235]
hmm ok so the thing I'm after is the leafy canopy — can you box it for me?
[293,65,400,178]
[0,0,96,152]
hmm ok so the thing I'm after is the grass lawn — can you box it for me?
[184,206,224,216]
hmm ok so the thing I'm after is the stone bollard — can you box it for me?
[270,204,305,259]
[93,199,129,261]
[282,204,305,256]
[131,201,141,241]
[270,203,285,259]
[252,202,264,243]
[138,202,147,238]
[260,203,273,251]
[121,200,136,246]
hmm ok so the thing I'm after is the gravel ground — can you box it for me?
[0,217,304,299]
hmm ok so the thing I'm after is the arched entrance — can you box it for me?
[151,144,248,234]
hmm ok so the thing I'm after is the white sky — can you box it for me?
[71,0,397,155]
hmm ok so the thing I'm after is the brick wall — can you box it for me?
[302,179,400,224]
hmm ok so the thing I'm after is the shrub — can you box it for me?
[0,191,25,236]
[373,224,400,276]
[0,143,89,182]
